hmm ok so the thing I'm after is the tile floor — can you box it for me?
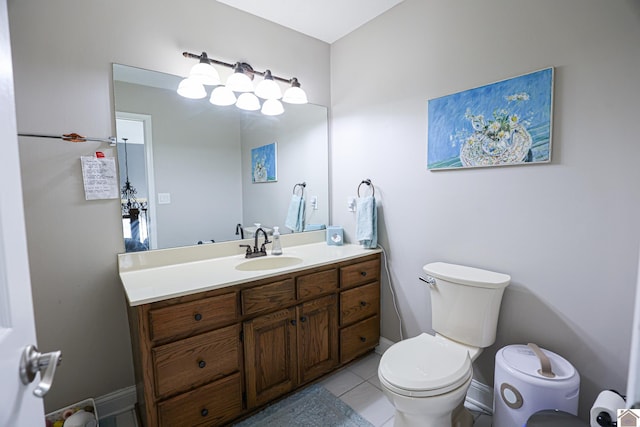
[319,352,492,427]
[101,352,493,427]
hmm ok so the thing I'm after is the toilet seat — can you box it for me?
[379,333,473,398]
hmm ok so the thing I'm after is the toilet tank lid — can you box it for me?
[423,262,511,288]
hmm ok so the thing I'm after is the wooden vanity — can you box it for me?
[121,242,381,427]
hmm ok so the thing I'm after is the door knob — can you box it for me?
[19,345,62,397]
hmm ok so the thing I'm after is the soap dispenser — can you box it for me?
[271,226,283,255]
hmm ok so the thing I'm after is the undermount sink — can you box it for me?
[235,256,303,271]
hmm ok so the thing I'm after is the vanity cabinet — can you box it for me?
[127,253,380,427]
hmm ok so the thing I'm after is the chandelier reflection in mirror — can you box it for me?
[120,137,149,251]
[178,51,308,116]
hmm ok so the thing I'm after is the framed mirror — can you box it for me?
[112,64,329,251]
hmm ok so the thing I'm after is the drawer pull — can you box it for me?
[360,271,367,277]
[290,319,297,326]
[194,313,203,321]
[300,316,307,322]
[360,301,367,307]
[201,408,209,417]
[360,336,367,342]
[198,360,206,369]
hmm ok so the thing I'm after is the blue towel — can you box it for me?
[285,194,305,232]
[355,196,377,249]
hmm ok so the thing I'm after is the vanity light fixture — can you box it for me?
[179,51,308,116]
[188,52,221,86]
[255,70,282,100]
[226,62,255,93]
[282,78,308,104]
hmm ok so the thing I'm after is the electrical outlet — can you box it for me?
[310,196,318,210]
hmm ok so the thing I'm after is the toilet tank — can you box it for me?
[424,262,510,348]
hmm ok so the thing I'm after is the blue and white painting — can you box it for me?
[251,142,277,183]
[427,68,553,170]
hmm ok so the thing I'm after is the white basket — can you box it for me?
[45,398,98,426]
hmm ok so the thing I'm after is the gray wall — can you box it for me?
[241,104,329,233]
[330,0,640,419]
[115,80,243,247]
[8,0,329,412]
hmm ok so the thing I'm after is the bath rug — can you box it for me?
[232,384,374,427]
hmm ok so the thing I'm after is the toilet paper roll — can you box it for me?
[590,390,626,427]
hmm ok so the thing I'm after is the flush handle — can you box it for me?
[420,275,437,287]
[19,345,62,398]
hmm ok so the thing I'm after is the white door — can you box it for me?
[0,0,56,425]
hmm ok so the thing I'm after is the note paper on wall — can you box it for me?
[80,156,119,200]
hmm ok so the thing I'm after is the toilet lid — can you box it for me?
[379,333,472,397]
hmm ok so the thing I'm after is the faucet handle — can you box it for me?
[260,239,271,253]
[239,244,252,257]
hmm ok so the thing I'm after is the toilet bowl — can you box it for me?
[378,262,510,427]
[379,333,477,427]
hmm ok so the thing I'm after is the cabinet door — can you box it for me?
[244,308,297,408]
[297,294,339,384]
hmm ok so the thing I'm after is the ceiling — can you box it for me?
[216,0,405,44]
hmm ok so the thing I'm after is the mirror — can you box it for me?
[112,64,329,251]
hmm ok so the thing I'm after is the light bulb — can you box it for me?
[189,62,220,86]
[236,93,260,111]
[282,78,308,104]
[261,99,284,116]
[226,70,254,93]
[210,86,237,106]
[255,70,282,100]
[177,78,206,99]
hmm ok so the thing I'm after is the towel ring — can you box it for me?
[293,182,306,195]
[357,179,375,197]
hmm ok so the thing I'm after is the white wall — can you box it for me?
[330,0,640,419]
[8,0,329,412]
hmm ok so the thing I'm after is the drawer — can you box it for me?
[157,372,243,427]
[152,324,242,398]
[149,292,238,342]
[242,278,296,315]
[340,258,380,289]
[340,282,380,326]
[340,315,379,364]
[296,268,338,300]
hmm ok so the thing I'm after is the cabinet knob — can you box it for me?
[290,319,297,326]
[201,408,209,417]
[360,271,367,277]
[198,360,206,369]
[300,316,307,322]
[360,301,367,307]
[194,313,203,321]
[360,336,367,342]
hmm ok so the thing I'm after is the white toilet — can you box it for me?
[378,262,511,427]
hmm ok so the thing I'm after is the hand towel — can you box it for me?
[285,194,305,232]
[355,196,377,249]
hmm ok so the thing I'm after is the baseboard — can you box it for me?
[466,379,494,415]
[375,336,394,355]
[94,385,137,419]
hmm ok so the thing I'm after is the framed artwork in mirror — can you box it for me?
[427,67,553,170]
[252,142,277,183]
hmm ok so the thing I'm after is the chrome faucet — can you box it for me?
[239,227,271,258]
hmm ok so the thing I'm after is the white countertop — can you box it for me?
[119,241,380,306]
